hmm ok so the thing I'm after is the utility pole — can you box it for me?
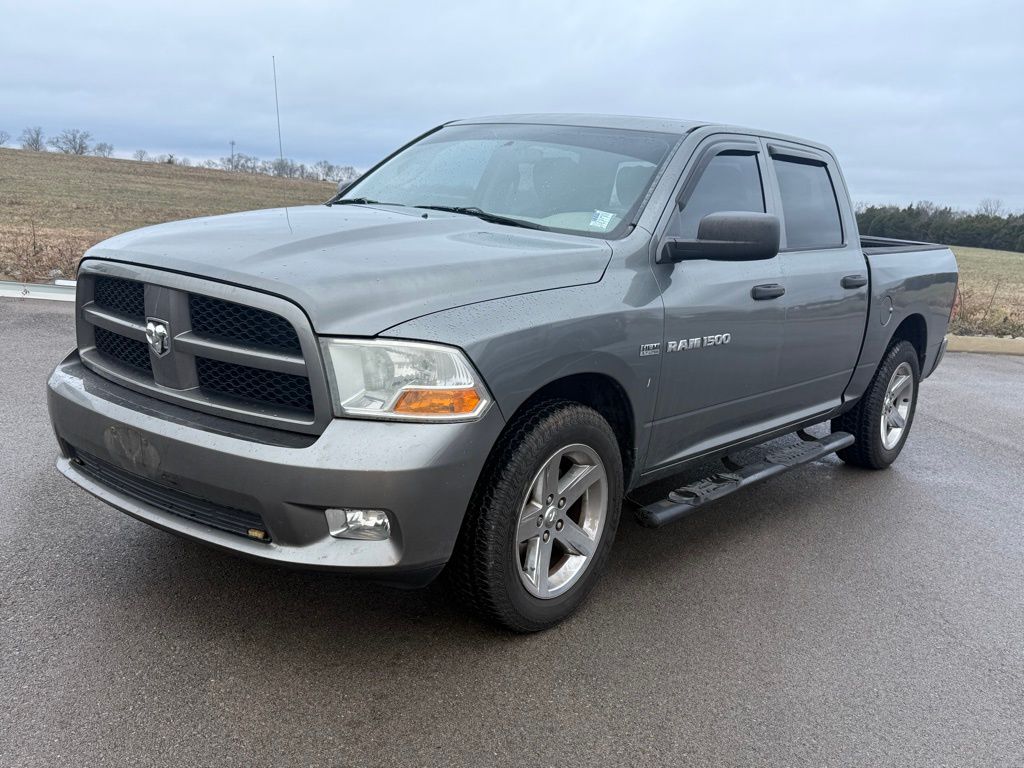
[229,139,235,169]
[272,56,284,165]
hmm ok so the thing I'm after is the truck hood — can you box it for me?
[84,204,612,336]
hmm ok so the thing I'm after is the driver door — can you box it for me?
[646,138,786,470]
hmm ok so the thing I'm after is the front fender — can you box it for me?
[382,276,664,473]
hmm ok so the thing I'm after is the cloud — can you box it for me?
[1,0,1021,209]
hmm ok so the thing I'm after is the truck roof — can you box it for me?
[449,113,704,135]
[448,113,834,154]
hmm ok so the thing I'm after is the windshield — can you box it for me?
[340,123,679,237]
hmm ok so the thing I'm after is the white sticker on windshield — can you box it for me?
[589,210,614,229]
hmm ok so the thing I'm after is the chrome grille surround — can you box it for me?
[76,261,332,434]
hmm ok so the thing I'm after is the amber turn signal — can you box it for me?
[393,388,482,415]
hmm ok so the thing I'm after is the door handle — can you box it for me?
[841,274,868,289]
[751,283,785,300]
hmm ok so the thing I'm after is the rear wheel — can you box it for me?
[833,340,920,469]
[449,400,623,632]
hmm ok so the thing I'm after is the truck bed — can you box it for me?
[860,235,945,255]
[849,240,959,399]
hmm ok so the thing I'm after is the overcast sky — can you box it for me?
[2,0,1022,210]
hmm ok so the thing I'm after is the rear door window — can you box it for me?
[772,157,843,248]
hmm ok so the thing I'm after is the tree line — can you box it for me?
[856,201,1024,253]
[135,150,359,184]
[1,126,113,157]
[0,126,359,184]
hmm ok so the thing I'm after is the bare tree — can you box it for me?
[132,149,148,162]
[978,198,1004,217]
[0,130,10,147]
[48,128,92,155]
[313,160,335,181]
[336,165,360,184]
[222,153,260,173]
[20,126,46,151]
[271,157,301,177]
[93,142,114,158]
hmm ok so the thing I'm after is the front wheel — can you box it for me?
[833,340,921,469]
[449,401,623,632]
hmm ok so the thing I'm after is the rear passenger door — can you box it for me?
[762,141,869,418]
[646,137,786,470]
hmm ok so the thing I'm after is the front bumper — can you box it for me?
[47,353,504,583]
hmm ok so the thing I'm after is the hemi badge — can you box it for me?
[639,343,661,357]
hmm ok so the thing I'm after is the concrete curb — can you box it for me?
[947,335,1024,356]
[0,280,76,302]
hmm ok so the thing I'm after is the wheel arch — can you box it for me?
[511,372,637,487]
[888,313,928,370]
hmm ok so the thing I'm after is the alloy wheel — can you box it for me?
[514,444,608,599]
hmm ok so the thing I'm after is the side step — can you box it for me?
[636,430,855,529]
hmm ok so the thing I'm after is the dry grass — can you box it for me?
[950,246,1024,337]
[0,147,332,281]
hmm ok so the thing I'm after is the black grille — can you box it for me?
[74,451,270,541]
[196,357,313,413]
[190,295,301,354]
[94,326,152,374]
[80,272,321,430]
[94,277,145,318]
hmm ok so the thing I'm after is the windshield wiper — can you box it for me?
[413,205,544,230]
[326,197,407,208]
[327,197,375,207]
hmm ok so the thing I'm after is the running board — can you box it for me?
[636,430,855,529]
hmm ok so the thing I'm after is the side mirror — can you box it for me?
[660,212,780,263]
[336,180,353,196]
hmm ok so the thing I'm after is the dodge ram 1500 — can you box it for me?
[48,115,958,631]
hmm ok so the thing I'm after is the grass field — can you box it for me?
[1,148,1021,335]
[0,147,332,281]
[949,246,1024,337]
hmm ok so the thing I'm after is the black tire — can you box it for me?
[448,400,623,633]
[832,340,921,469]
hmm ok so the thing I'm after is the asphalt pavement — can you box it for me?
[2,298,1022,767]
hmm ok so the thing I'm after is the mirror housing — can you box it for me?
[336,179,353,196]
[660,212,781,263]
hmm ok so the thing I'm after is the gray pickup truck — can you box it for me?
[48,114,958,631]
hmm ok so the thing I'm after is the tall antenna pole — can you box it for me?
[272,56,284,163]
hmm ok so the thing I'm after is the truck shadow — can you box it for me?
[90,450,889,653]
[63,452,908,723]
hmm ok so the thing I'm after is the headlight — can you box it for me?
[320,338,491,421]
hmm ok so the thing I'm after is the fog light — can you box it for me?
[325,508,391,541]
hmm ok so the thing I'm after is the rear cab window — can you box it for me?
[770,154,843,249]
